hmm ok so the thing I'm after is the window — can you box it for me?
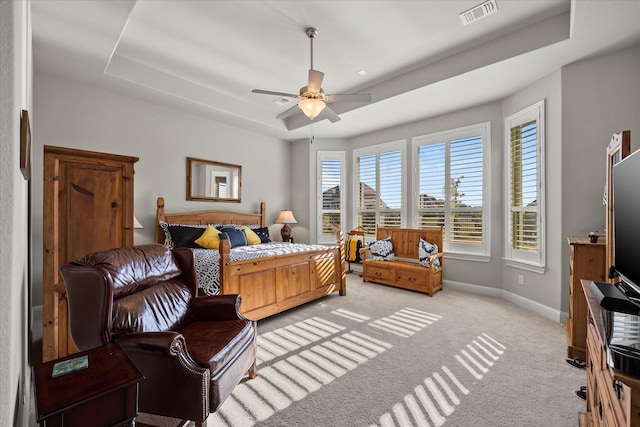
[504,100,545,271]
[413,123,490,258]
[354,141,405,235]
[317,151,345,243]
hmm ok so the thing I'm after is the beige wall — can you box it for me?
[560,47,640,313]
[1,0,33,425]
[501,71,563,311]
[291,45,640,319]
[31,72,294,308]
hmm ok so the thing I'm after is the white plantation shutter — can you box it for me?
[417,142,446,229]
[415,123,489,256]
[354,141,405,237]
[505,100,545,270]
[510,121,538,251]
[379,150,402,228]
[317,152,344,243]
[450,135,483,245]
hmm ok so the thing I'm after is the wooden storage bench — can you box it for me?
[360,227,444,296]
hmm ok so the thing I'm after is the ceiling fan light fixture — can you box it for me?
[298,98,326,119]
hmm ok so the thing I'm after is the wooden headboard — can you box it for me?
[155,197,267,244]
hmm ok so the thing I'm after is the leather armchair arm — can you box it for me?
[116,331,186,355]
[116,332,211,422]
[189,294,245,321]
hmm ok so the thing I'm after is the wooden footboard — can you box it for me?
[219,229,346,320]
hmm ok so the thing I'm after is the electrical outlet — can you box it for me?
[518,274,524,286]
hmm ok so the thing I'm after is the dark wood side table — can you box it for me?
[34,342,144,427]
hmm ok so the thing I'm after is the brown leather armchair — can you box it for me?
[59,244,257,426]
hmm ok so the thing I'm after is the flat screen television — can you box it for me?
[613,149,640,294]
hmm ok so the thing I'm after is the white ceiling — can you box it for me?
[31,0,640,141]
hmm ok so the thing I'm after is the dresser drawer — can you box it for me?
[396,267,428,287]
[364,265,393,282]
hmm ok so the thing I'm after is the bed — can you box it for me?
[155,197,346,320]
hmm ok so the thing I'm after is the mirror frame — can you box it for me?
[186,157,242,202]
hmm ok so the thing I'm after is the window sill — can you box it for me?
[504,258,546,274]
[445,252,491,263]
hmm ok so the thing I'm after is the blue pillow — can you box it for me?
[218,226,239,233]
[219,230,248,248]
[419,238,440,269]
[369,237,395,261]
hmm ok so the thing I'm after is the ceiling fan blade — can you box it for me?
[325,93,372,103]
[319,105,341,123]
[252,89,299,98]
[307,69,324,93]
[276,104,301,120]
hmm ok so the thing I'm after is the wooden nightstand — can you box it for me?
[34,342,144,426]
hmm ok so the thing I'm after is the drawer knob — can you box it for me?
[408,277,416,283]
[375,272,382,277]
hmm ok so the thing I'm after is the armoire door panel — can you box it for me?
[43,146,138,362]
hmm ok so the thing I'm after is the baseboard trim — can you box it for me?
[444,280,564,323]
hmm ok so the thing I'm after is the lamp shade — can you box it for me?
[276,210,297,224]
[298,98,325,120]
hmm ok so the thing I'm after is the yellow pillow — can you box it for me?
[195,225,221,249]
[241,226,261,245]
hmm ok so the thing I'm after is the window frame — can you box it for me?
[504,100,546,273]
[352,140,406,235]
[317,151,346,244]
[412,122,491,260]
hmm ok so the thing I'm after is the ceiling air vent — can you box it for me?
[459,0,498,26]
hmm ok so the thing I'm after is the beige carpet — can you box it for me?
[137,273,586,426]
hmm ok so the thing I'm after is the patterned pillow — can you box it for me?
[419,238,440,269]
[369,237,395,261]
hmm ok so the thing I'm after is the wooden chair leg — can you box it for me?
[249,359,258,379]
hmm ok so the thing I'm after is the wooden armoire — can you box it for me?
[42,146,138,362]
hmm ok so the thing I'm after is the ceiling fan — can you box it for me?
[252,27,371,123]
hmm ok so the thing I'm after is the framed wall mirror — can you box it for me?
[186,157,241,202]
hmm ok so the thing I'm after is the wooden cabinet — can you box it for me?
[34,343,143,426]
[582,280,640,427]
[43,146,138,362]
[566,237,606,361]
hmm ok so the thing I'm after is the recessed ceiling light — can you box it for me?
[358,70,367,76]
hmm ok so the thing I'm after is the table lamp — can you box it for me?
[276,210,297,242]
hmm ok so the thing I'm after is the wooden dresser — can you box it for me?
[567,237,606,361]
[582,280,640,426]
